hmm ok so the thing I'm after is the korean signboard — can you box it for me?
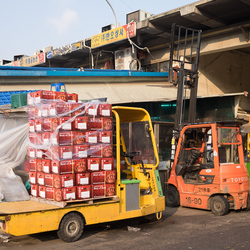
[91,22,136,48]
[21,52,46,67]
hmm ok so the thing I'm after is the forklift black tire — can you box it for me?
[245,194,250,211]
[57,212,84,242]
[210,196,229,216]
[165,187,180,207]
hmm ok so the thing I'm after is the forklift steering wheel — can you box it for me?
[191,149,203,158]
[123,151,140,161]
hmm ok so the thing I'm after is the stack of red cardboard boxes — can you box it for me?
[28,90,116,202]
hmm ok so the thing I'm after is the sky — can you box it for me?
[0,0,197,61]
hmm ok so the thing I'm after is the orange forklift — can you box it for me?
[165,24,250,215]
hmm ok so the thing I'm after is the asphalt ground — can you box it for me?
[1,206,250,250]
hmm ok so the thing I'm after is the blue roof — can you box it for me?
[0,65,169,77]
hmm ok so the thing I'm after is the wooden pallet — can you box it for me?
[30,195,119,208]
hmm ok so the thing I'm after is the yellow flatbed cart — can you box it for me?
[0,107,165,242]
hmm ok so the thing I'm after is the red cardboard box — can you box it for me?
[42,159,51,173]
[91,171,116,184]
[45,186,76,201]
[89,145,101,157]
[29,120,35,133]
[50,132,59,146]
[98,103,112,117]
[63,186,77,201]
[76,173,91,185]
[29,172,37,184]
[53,174,75,188]
[28,146,36,158]
[90,144,113,158]
[74,144,89,158]
[102,144,113,157]
[29,159,42,172]
[38,185,46,199]
[92,184,115,198]
[73,116,89,130]
[31,184,39,197]
[44,173,53,187]
[59,117,73,131]
[59,131,74,146]
[29,90,53,103]
[67,93,78,102]
[48,146,73,160]
[86,103,98,117]
[45,187,55,200]
[101,158,114,171]
[51,160,74,174]
[48,101,68,117]
[41,104,49,117]
[48,188,63,202]
[77,185,92,199]
[74,159,87,173]
[73,132,86,145]
[53,91,68,102]
[28,133,42,145]
[70,103,84,116]
[87,158,100,171]
[89,117,113,131]
[43,118,59,132]
[99,131,112,144]
[60,146,73,160]
[29,133,37,144]
[44,173,75,188]
[30,90,53,103]
[86,131,99,144]
[42,132,51,145]
[28,106,39,119]
[37,172,45,186]
[36,148,45,158]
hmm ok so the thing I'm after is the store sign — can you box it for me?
[13,60,20,66]
[91,22,136,48]
[21,52,45,67]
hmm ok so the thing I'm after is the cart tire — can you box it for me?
[57,212,84,242]
[165,187,180,207]
[210,196,229,216]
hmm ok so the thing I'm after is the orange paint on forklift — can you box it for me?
[166,122,250,215]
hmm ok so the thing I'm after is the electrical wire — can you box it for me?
[119,0,133,11]
[126,20,156,60]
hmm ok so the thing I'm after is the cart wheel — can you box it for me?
[165,187,180,207]
[210,196,229,216]
[57,212,84,242]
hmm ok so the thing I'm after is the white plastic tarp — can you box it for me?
[0,117,30,202]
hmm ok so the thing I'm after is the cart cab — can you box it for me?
[112,106,164,213]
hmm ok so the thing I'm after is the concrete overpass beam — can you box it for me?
[180,4,224,28]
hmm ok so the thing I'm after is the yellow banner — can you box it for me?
[91,22,136,48]
[21,53,45,67]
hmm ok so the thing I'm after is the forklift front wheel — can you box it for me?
[165,187,180,207]
[245,194,250,211]
[210,196,229,216]
[57,212,84,242]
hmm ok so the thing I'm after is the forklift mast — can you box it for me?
[169,23,202,129]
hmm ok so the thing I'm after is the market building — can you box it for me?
[1,0,250,166]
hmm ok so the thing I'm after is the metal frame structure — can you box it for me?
[169,23,202,129]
